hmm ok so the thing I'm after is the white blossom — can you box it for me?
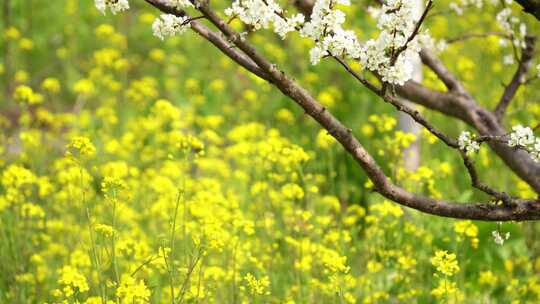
[458,131,480,154]
[449,3,464,15]
[225,0,280,30]
[309,45,327,65]
[492,230,510,246]
[94,0,130,15]
[300,0,361,66]
[448,0,493,16]
[418,33,447,53]
[496,6,528,50]
[508,125,535,147]
[503,54,514,65]
[367,6,382,20]
[358,0,423,85]
[532,139,540,162]
[507,125,540,162]
[273,14,305,39]
[300,1,347,40]
[496,8,513,32]
[224,0,425,85]
[163,0,194,9]
[152,14,191,40]
[225,0,304,39]
[537,63,540,78]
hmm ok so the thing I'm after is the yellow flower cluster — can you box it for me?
[432,250,460,276]
[454,220,479,248]
[244,273,270,295]
[13,85,43,105]
[66,136,97,157]
[2,7,540,303]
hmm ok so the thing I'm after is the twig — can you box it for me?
[494,36,537,122]
[446,32,510,44]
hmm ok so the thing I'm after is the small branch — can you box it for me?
[494,35,536,122]
[515,0,540,21]
[389,0,434,67]
[333,57,458,148]
[446,32,511,44]
[461,152,513,204]
[334,56,517,204]
[293,0,315,17]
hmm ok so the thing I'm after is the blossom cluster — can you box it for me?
[299,0,361,65]
[94,0,130,15]
[495,2,528,66]
[359,0,423,85]
[94,0,429,86]
[458,125,540,161]
[164,0,194,9]
[152,14,191,40]
[496,6,528,50]
[507,125,540,162]
[492,230,510,246]
[224,0,426,85]
[448,0,489,15]
[458,131,480,154]
[225,0,305,39]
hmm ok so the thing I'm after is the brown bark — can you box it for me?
[515,0,540,21]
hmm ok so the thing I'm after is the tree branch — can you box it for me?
[419,49,467,93]
[494,35,536,121]
[515,0,540,21]
[290,0,540,194]
[334,56,516,204]
[142,0,540,221]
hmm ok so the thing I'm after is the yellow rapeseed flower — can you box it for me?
[431,250,460,277]
[13,85,42,105]
[41,77,61,94]
[66,136,97,157]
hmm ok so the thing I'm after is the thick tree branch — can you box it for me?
[334,57,516,204]
[494,35,536,121]
[419,49,468,93]
[293,0,314,16]
[394,82,469,121]
[515,0,540,21]
[143,0,540,221]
